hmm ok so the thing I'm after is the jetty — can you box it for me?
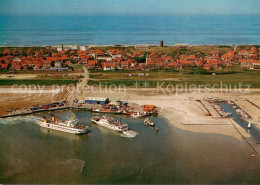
[200,100,221,118]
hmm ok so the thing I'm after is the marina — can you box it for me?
[1,109,260,184]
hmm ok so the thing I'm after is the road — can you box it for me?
[68,66,89,103]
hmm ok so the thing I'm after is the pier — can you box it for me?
[200,100,221,118]
[0,106,70,118]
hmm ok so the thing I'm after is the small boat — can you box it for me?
[130,112,146,119]
[247,122,251,129]
[144,118,154,126]
[155,127,159,132]
[92,108,122,114]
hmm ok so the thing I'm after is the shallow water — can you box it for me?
[1,110,260,184]
[1,15,260,46]
[220,102,260,142]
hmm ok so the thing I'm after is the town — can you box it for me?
[0,43,260,72]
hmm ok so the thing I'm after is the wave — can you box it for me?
[0,116,43,126]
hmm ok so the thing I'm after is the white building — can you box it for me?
[56,44,79,51]
[80,45,90,51]
[96,55,112,61]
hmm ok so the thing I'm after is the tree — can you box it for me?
[134,56,146,63]
[70,59,76,64]
[51,61,55,67]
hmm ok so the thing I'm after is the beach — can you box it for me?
[75,87,260,151]
[1,87,260,183]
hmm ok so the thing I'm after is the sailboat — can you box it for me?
[247,122,251,129]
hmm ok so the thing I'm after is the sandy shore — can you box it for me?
[77,87,260,153]
[1,85,260,153]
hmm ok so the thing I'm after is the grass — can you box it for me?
[88,79,260,88]
[0,79,78,86]
[0,69,9,74]
[137,45,233,57]
[88,69,260,88]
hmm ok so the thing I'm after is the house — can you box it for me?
[79,45,89,51]
[0,63,8,69]
[210,49,220,57]
[84,97,109,105]
[96,55,112,61]
[10,62,22,70]
[238,49,256,59]
[56,44,79,51]
[180,60,194,66]
[57,44,63,51]
[54,61,62,68]
[146,57,165,68]
[87,60,98,69]
[203,59,221,70]
[13,57,22,62]
[33,63,42,70]
[42,61,51,68]
[112,53,122,59]
[252,63,260,69]
[120,61,129,69]
[103,62,116,71]
[167,61,180,68]
[241,59,260,69]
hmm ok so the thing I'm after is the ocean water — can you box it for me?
[1,110,260,184]
[0,15,260,46]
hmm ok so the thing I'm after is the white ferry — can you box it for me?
[40,114,88,135]
[91,115,128,131]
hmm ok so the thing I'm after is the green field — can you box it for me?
[0,79,78,86]
[89,70,260,88]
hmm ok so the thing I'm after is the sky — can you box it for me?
[1,0,260,16]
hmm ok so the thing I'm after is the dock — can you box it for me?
[233,100,254,118]
[0,106,70,118]
[200,100,221,118]
[196,100,211,116]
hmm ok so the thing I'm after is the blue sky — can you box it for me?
[1,0,260,15]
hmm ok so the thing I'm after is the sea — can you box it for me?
[0,15,260,46]
[1,110,260,184]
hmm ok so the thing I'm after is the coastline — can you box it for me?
[1,85,260,153]
[77,87,260,152]
[1,44,260,48]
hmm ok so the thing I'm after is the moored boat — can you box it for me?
[92,108,122,114]
[130,111,146,119]
[91,115,128,131]
[39,114,88,135]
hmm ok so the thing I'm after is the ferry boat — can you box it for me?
[91,115,128,131]
[39,114,88,135]
[92,108,122,114]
